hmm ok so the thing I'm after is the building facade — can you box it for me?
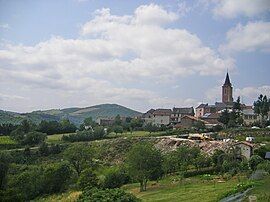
[171,107,194,123]
[152,109,172,126]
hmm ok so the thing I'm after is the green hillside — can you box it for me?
[0,104,142,125]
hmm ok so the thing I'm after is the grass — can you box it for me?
[36,191,81,202]
[243,176,270,202]
[124,175,247,202]
[0,136,17,145]
[46,133,67,143]
[35,174,250,202]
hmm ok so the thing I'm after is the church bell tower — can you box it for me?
[222,72,233,103]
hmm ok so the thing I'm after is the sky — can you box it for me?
[0,0,270,113]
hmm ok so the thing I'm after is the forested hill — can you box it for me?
[0,104,142,125]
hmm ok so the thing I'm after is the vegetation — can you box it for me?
[63,144,95,176]
[78,188,140,202]
[126,143,163,191]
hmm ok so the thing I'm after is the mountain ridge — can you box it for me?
[0,104,142,125]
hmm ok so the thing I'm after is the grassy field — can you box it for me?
[243,176,270,202]
[37,175,247,202]
[124,175,247,202]
[46,133,70,143]
[0,136,17,144]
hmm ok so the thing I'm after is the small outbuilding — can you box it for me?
[234,141,254,160]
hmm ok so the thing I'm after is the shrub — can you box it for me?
[257,161,270,173]
[77,168,99,190]
[78,188,140,202]
[103,167,130,189]
[62,127,105,142]
[43,162,73,194]
[7,162,72,201]
[249,155,264,171]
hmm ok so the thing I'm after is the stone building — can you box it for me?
[222,72,233,103]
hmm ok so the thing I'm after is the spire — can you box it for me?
[224,72,231,86]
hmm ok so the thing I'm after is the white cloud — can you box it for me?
[220,21,270,53]
[0,23,10,30]
[208,0,270,19]
[177,1,192,17]
[0,4,233,112]
[235,86,270,102]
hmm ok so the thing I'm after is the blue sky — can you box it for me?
[0,0,270,112]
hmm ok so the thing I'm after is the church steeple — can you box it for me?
[224,72,232,86]
[222,72,233,103]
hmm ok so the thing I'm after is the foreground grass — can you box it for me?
[36,191,81,202]
[36,175,249,202]
[243,176,270,202]
[124,175,247,202]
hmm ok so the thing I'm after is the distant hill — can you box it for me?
[0,104,142,125]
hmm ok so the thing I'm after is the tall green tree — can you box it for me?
[218,108,230,127]
[114,114,122,126]
[254,94,270,120]
[63,144,95,176]
[126,143,162,191]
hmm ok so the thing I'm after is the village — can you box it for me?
[95,72,270,161]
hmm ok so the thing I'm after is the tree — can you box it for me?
[218,108,230,127]
[103,167,130,189]
[174,146,201,172]
[254,94,270,121]
[192,121,205,131]
[126,143,162,191]
[83,117,97,129]
[114,114,122,126]
[63,144,95,176]
[37,120,61,135]
[0,152,12,190]
[249,155,263,171]
[22,131,46,146]
[144,123,158,134]
[20,119,32,133]
[233,96,242,112]
[43,162,72,194]
[77,168,99,190]
[113,125,124,134]
[60,119,77,133]
[38,142,49,156]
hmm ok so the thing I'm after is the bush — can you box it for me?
[7,162,72,201]
[43,162,72,194]
[249,155,264,171]
[78,188,140,202]
[257,161,270,173]
[78,168,99,190]
[62,127,105,142]
[103,167,130,189]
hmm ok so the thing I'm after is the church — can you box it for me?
[195,72,235,119]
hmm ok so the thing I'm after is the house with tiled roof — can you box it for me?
[174,115,209,129]
[171,107,194,123]
[234,141,254,160]
[152,109,172,126]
